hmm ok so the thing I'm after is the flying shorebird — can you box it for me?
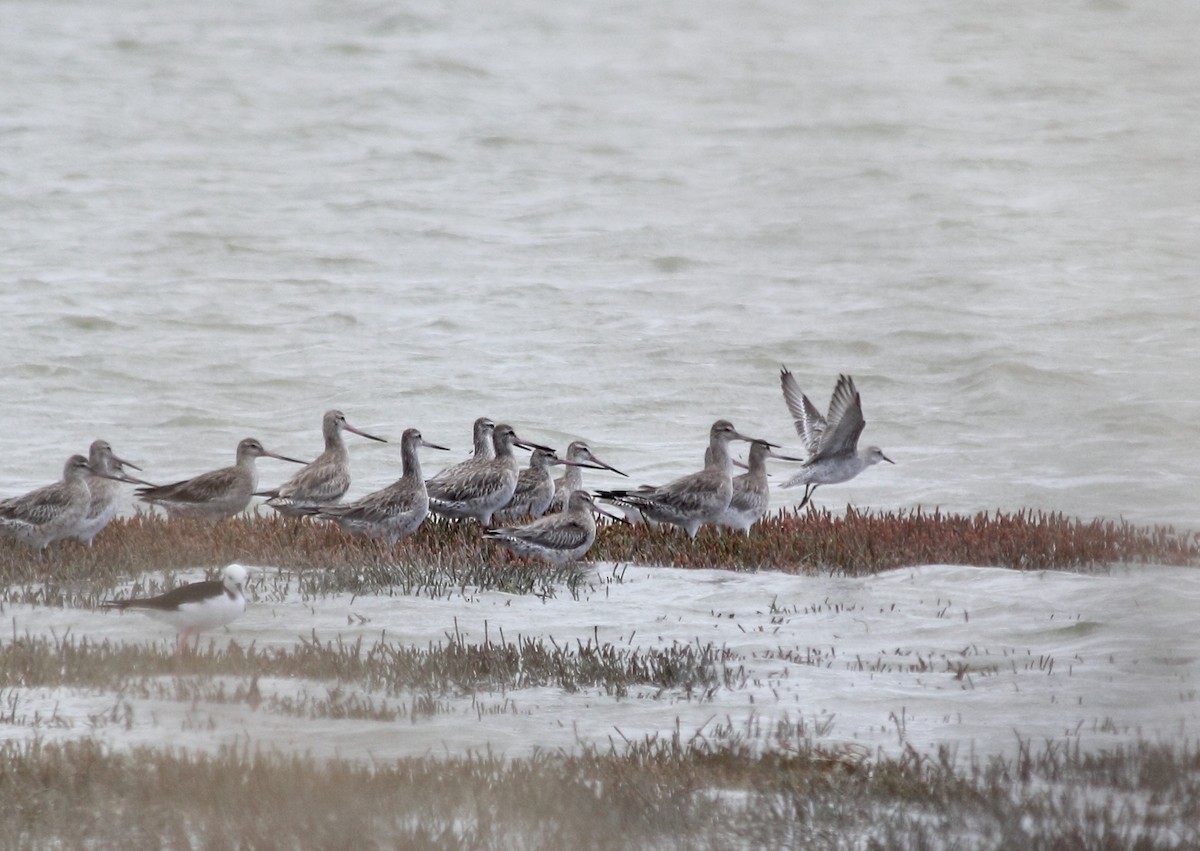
[310,428,448,544]
[102,564,251,652]
[547,440,627,514]
[493,446,602,524]
[135,438,306,521]
[426,423,543,525]
[596,420,753,539]
[714,439,803,534]
[484,489,624,565]
[74,439,150,546]
[259,410,387,516]
[779,367,893,509]
[1,455,126,550]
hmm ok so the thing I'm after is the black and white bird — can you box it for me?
[101,564,251,651]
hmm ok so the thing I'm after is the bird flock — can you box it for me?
[1,369,892,560]
[2,369,891,645]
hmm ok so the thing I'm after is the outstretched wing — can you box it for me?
[780,366,826,455]
[809,374,865,462]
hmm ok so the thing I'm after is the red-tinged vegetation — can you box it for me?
[0,507,1195,586]
[591,506,1198,574]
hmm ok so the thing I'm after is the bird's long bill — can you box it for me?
[582,453,629,477]
[592,501,630,524]
[513,438,553,453]
[96,468,154,486]
[113,455,144,472]
[768,449,807,462]
[346,423,388,443]
[267,450,309,465]
[421,440,451,451]
[881,453,895,464]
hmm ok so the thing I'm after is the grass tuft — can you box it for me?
[1,734,1197,849]
[0,631,742,698]
[0,508,1194,594]
[595,506,1200,573]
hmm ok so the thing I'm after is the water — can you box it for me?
[1,0,1198,769]
[5,563,1200,764]
[1,0,1197,528]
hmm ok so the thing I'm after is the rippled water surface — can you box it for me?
[1,0,1198,789]
[7,563,1200,764]
[2,0,1198,528]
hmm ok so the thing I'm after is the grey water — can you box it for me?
[2,0,1198,529]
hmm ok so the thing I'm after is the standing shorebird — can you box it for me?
[0,455,121,550]
[75,440,148,546]
[135,438,305,521]
[485,490,621,565]
[465,416,496,462]
[597,420,753,539]
[102,564,251,652]
[714,439,801,534]
[779,368,893,509]
[311,428,448,544]
[547,440,627,514]
[428,417,494,482]
[427,423,540,525]
[260,410,387,516]
[493,446,600,524]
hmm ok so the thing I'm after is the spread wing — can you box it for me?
[780,366,826,455]
[809,374,865,462]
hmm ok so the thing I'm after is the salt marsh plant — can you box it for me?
[2,733,1197,849]
[0,508,1194,593]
